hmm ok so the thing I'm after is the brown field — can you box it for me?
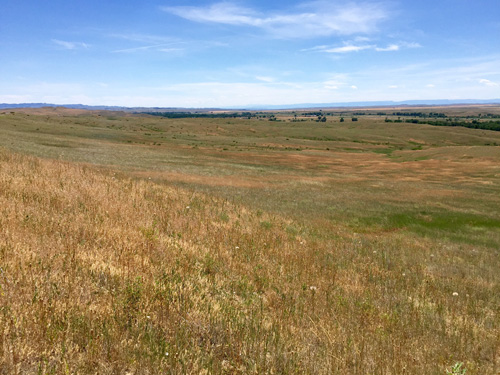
[0,106,499,374]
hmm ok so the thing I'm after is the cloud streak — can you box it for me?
[161,1,390,38]
[312,41,420,54]
[375,44,399,51]
[324,45,372,53]
[52,39,90,50]
[479,78,499,87]
[111,43,184,53]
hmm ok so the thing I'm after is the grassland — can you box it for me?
[0,106,499,374]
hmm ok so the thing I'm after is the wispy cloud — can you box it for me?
[107,33,186,53]
[312,41,420,54]
[161,1,390,38]
[112,43,184,53]
[325,45,373,53]
[479,78,499,87]
[322,74,353,90]
[52,39,90,50]
[375,44,399,51]
[108,33,227,54]
[323,80,341,89]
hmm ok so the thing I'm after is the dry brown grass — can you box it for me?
[1,148,499,374]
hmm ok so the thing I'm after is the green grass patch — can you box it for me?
[357,210,500,247]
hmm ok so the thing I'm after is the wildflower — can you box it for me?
[373,250,377,254]
[165,352,169,356]
[235,246,240,249]
[452,292,459,296]
[309,286,317,291]
[186,206,190,209]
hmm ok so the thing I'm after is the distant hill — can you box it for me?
[1,99,499,112]
[0,103,222,112]
[0,103,153,111]
[237,99,500,110]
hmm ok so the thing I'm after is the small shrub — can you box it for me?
[260,220,272,229]
[446,362,466,375]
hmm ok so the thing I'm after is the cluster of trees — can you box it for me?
[351,112,385,116]
[337,111,448,118]
[385,118,500,131]
[464,113,500,119]
[302,111,326,116]
[145,112,255,119]
[391,112,447,118]
[422,119,500,131]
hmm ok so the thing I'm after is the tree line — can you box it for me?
[144,112,255,119]
[385,118,500,131]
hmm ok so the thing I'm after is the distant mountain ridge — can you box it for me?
[234,99,500,110]
[1,99,499,111]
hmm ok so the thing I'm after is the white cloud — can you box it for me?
[375,44,399,51]
[426,84,435,88]
[312,41,419,54]
[479,78,499,87]
[324,80,342,89]
[351,85,358,89]
[163,3,260,26]
[162,1,390,38]
[389,85,398,88]
[52,39,90,50]
[401,42,422,49]
[323,74,350,89]
[325,45,372,53]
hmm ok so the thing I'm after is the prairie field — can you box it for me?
[0,106,499,374]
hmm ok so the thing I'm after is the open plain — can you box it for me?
[0,106,499,374]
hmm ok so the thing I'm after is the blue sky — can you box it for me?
[1,0,499,107]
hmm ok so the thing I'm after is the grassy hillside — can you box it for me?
[0,108,499,373]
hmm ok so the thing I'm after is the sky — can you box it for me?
[1,0,500,108]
